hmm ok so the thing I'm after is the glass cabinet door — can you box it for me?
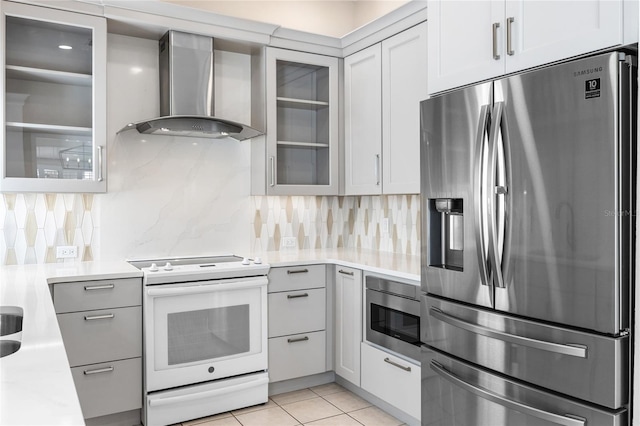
[1,2,106,192]
[265,48,338,195]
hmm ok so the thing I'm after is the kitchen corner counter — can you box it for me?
[255,248,421,282]
[0,261,142,426]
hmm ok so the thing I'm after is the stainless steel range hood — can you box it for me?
[118,31,262,141]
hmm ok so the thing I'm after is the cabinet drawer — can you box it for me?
[361,343,420,420]
[57,306,142,367]
[268,288,325,337]
[53,278,141,313]
[268,331,326,382]
[268,265,325,293]
[71,357,142,420]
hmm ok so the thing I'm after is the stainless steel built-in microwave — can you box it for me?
[365,274,421,361]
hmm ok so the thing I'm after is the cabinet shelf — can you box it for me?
[6,65,92,86]
[7,122,92,136]
[277,97,329,110]
[277,141,330,148]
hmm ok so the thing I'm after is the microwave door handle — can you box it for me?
[487,101,506,289]
[429,307,587,358]
[430,361,586,426]
[146,277,268,297]
[474,104,491,289]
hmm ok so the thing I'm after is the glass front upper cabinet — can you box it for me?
[253,48,338,196]
[1,2,106,192]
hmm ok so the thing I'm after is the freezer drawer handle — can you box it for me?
[430,361,586,426]
[384,357,411,372]
[430,308,587,358]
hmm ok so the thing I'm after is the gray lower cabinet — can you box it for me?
[267,265,327,382]
[52,277,142,421]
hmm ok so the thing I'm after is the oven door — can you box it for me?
[144,276,268,392]
[366,288,421,360]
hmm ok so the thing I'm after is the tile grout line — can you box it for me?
[318,393,367,426]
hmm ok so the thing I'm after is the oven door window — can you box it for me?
[167,305,251,365]
[151,284,264,370]
[370,303,420,345]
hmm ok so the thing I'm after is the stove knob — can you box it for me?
[149,263,159,272]
[241,257,250,265]
[163,262,173,271]
[254,257,262,264]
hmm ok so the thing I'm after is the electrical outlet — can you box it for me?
[56,246,77,259]
[282,237,297,248]
[381,218,389,234]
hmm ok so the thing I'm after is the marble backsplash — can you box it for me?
[0,193,420,266]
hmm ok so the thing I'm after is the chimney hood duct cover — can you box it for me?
[118,31,262,141]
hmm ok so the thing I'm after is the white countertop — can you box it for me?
[0,249,418,425]
[258,248,421,283]
[0,261,142,426]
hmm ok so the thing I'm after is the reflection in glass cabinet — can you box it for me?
[1,3,106,192]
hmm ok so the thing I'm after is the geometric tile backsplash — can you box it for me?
[0,193,98,265]
[0,192,419,266]
[251,194,420,255]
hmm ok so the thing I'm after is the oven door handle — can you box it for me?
[148,375,270,407]
[146,277,268,297]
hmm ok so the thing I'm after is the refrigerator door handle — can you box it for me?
[429,307,588,358]
[430,361,587,426]
[474,104,491,288]
[487,101,507,289]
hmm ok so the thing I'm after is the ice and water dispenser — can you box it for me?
[428,198,463,271]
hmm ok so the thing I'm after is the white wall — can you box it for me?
[162,0,408,37]
[99,34,253,260]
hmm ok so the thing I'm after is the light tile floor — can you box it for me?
[178,383,405,426]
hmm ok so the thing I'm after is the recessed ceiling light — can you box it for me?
[58,45,73,50]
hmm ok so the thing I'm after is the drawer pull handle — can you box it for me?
[287,336,309,343]
[338,269,354,276]
[384,357,411,372]
[84,284,115,291]
[84,366,114,375]
[84,314,115,321]
[287,269,309,275]
[287,293,309,299]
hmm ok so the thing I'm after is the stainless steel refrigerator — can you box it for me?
[420,51,635,425]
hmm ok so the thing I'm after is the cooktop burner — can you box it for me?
[129,254,269,285]
[129,255,243,270]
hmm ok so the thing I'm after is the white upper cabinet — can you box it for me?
[0,2,107,192]
[252,47,339,196]
[344,22,427,195]
[428,0,628,94]
[381,23,428,195]
[344,43,383,195]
